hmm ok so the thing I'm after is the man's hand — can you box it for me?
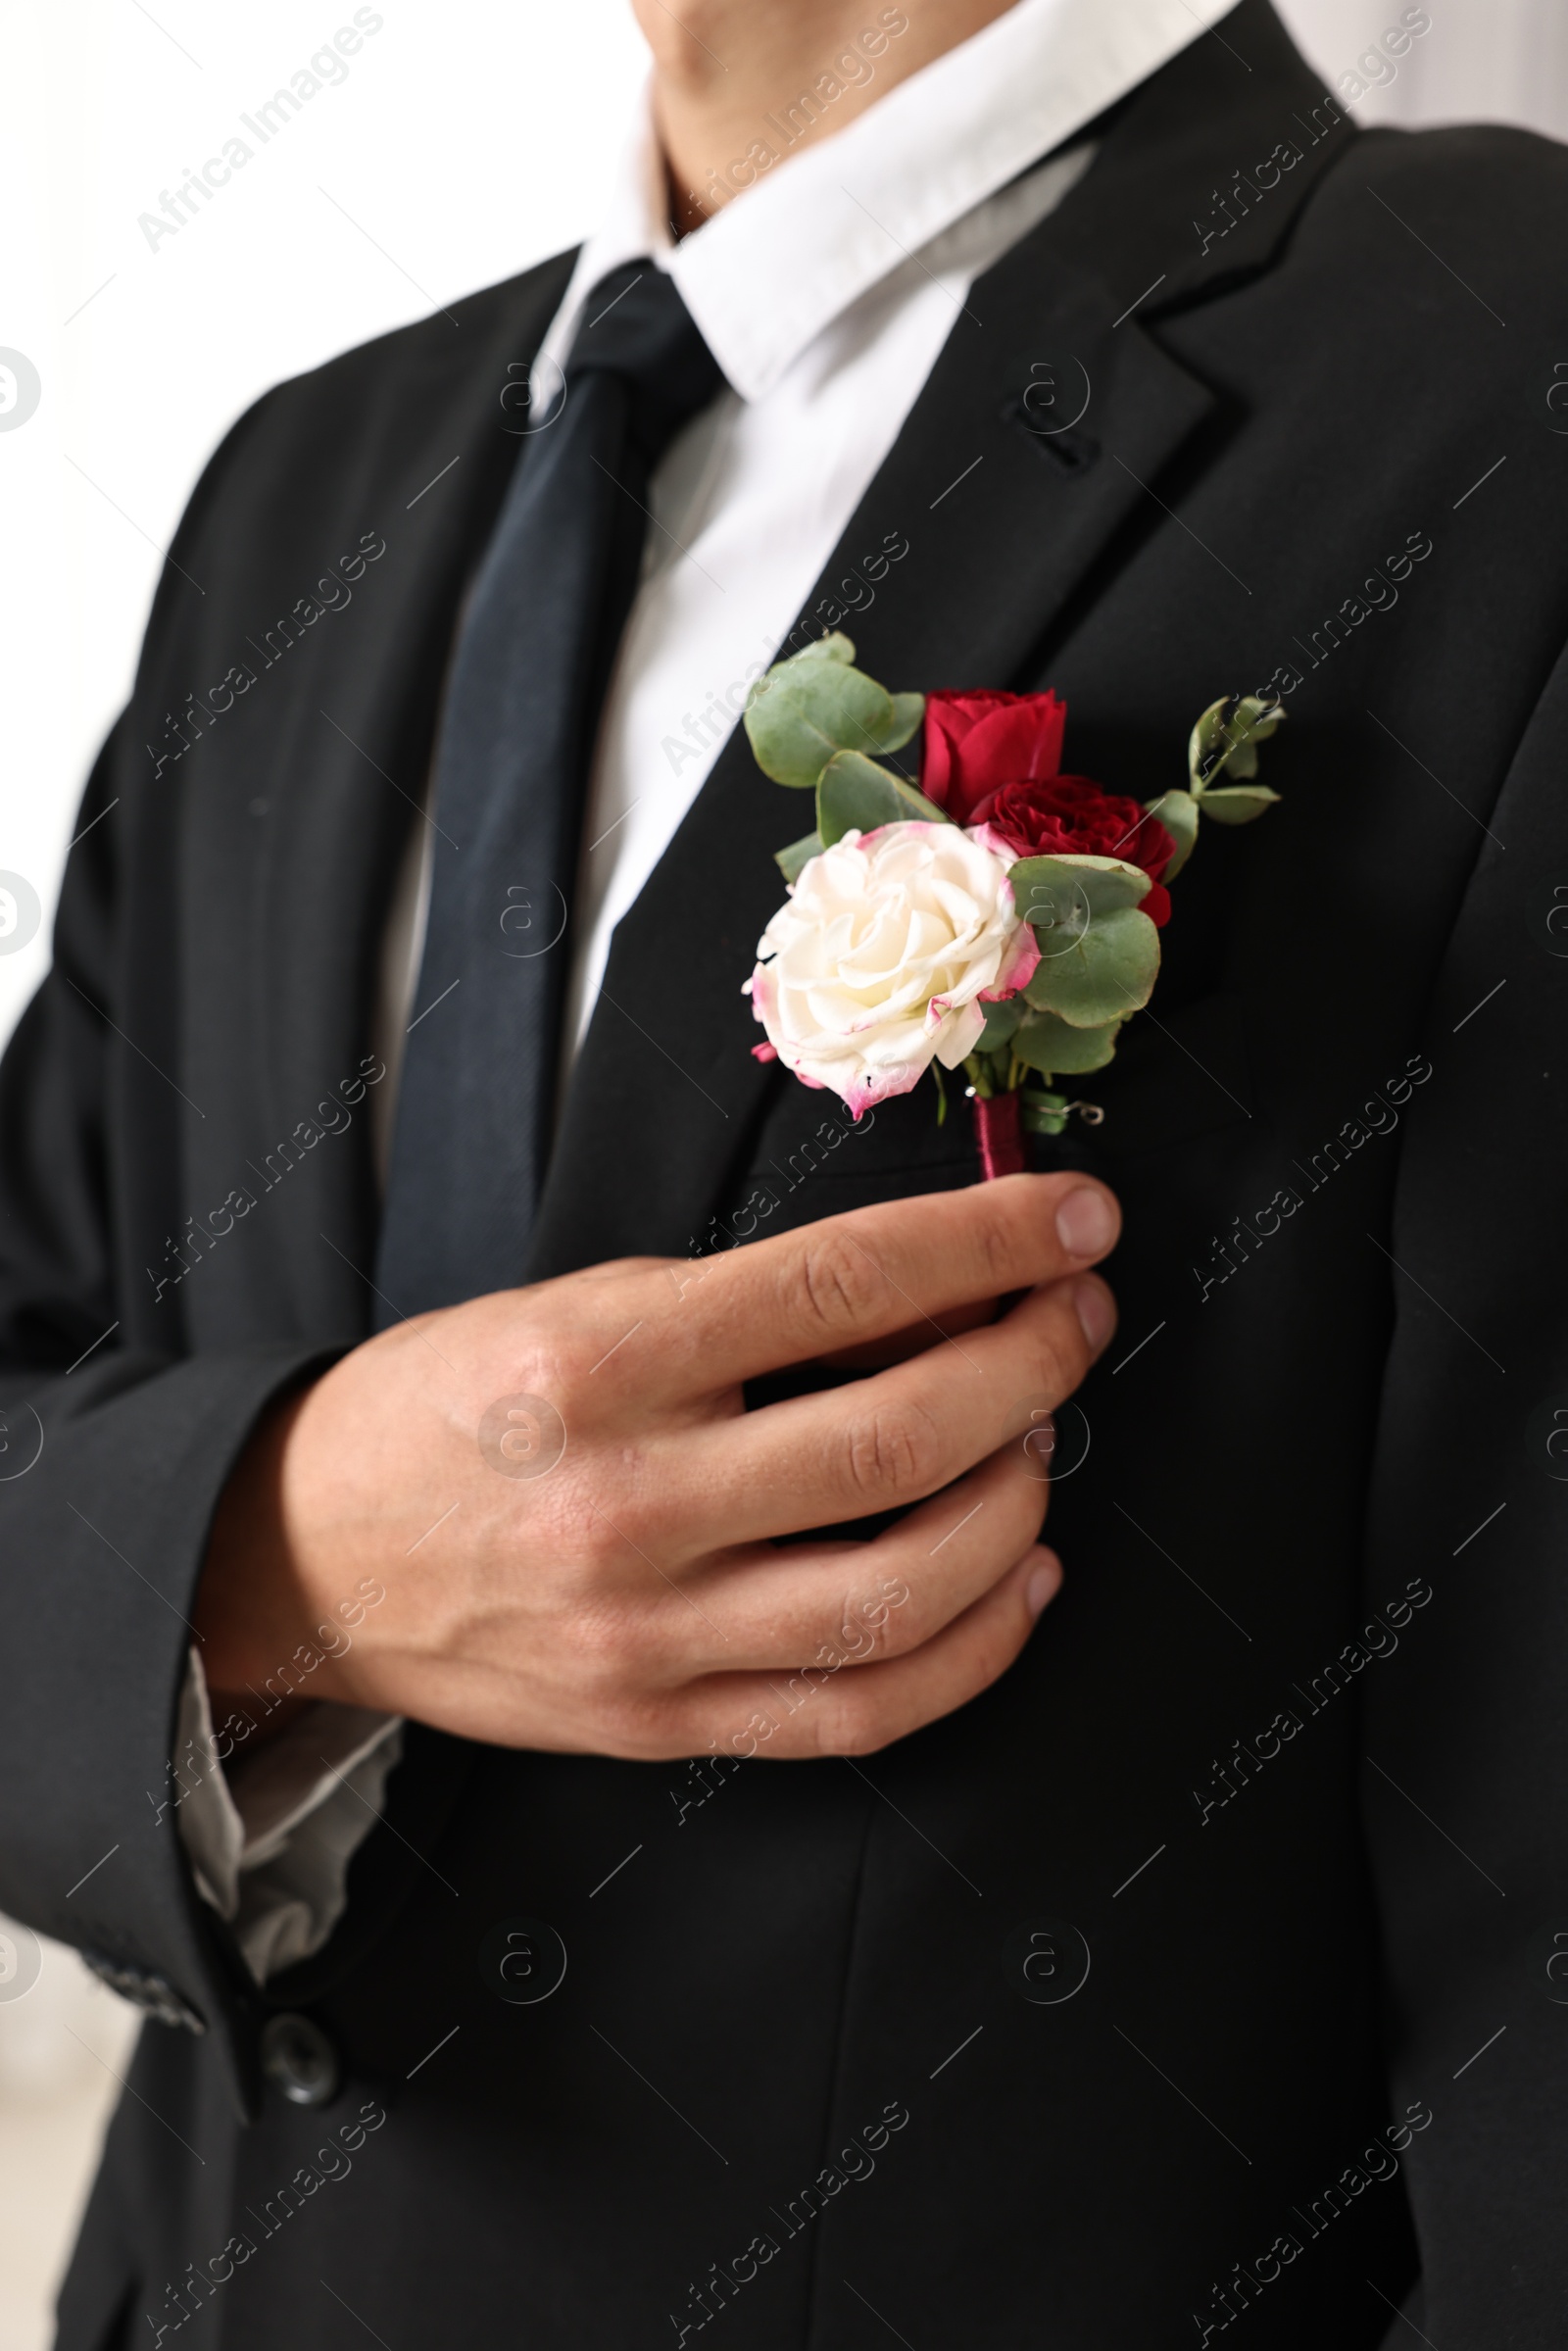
[196,1172,1119,1761]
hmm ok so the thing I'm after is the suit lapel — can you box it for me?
[530,0,1347,1276]
[530,330,1215,1276]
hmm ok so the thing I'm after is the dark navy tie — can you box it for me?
[374,264,723,1320]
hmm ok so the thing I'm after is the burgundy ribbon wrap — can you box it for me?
[973,1091,1025,1180]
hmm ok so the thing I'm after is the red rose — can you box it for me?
[921,690,1067,822]
[971,776,1176,927]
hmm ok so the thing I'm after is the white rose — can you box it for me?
[747,821,1039,1119]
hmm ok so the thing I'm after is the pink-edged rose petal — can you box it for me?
[747,822,1030,1116]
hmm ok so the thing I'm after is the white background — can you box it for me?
[1,2,1564,2344]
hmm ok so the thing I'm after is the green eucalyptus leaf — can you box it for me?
[881,691,926,754]
[1012,1010,1123,1076]
[816,751,948,847]
[1023,904,1160,1027]
[1188,693,1286,793]
[1009,853,1151,934]
[745,638,927,790]
[774,830,823,883]
[1194,782,1282,826]
[975,997,1024,1053]
[1143,787,1200,882]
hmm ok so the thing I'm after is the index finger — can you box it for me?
[659,1171,1119,1396]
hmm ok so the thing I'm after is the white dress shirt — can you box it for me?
[182,0,1239,1984]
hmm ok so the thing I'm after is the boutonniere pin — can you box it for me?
[742,635,1282,1175]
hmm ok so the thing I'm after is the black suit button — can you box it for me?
[261,2012,340,2107]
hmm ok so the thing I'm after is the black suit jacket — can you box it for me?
[6,8,1568,2345]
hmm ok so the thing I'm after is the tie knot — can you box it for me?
[563,262,723,461]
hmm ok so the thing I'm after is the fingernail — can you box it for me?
[1055,1185,1116,1260]
[1027,1554,1061,1617]
[1074,1275,1116,1353]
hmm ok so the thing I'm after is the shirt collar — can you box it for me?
[539,0,1243,404]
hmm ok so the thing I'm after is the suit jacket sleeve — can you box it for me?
[0,400,339,2060]
[1362,635,1568,2337]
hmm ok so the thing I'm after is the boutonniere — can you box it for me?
[742,635,1282,1175]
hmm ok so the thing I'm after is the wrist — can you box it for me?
[196,1381,322,1701]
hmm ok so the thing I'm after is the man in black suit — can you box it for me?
[4,0,1566,2342]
